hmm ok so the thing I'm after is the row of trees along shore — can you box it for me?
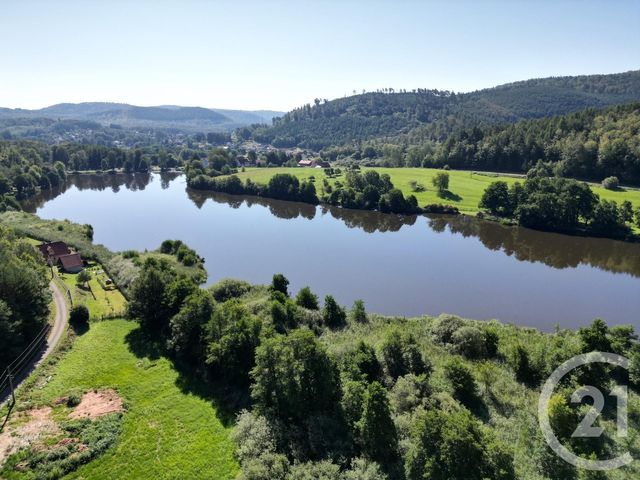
[479,162,640,240]
[125,252,640,480]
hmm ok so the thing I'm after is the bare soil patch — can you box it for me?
[0,406,61,464]
[69,389,124,419]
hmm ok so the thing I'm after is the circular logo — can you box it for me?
[538,352,633,471]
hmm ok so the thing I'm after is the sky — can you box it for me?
[1,0,639,112]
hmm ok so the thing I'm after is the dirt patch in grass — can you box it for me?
[0,406,61,465]
[69,389,124,419]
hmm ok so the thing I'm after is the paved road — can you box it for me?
[0,280,69,405]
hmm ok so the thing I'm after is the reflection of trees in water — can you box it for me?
[187,189,317,220]
[26,173,640,278]
[325,206,417,233]
[187,189,418,231]
[430,214,640,277]
[22,172,180,212]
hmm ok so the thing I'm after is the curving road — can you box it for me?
[43,280,69,361]
[0,280,69,405]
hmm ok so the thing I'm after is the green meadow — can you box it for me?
[13,320,239,480]
[230,167,640,215]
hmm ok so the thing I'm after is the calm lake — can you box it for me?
[23,173,640,331]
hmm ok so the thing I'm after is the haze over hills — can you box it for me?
[243,69,640,149]
[0,102,284,131]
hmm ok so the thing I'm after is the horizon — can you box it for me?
[1,0,639,111]
[2,67,640,113]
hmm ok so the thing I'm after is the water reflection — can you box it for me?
[434,215,640,277]
[23,172,640,280]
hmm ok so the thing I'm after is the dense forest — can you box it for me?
[428,102,640,183]
[123,255,640,480]
[0,225,51,372]
[240,70,640,150]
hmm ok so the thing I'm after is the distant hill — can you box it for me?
[0,102,285,132]
[243,70,640,150]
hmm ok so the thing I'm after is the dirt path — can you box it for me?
[43,280,69,361]
[0,280,69,405]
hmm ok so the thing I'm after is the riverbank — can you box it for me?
[222,167,640,216]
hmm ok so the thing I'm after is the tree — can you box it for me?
[620,200,634,223]
[168,290,214,363]
[350,299,367,323]
[358,382,398,465]
[444,358,479,407]
[76,269,91,288]
[432,172,449,194]
[381,330,429,380]
[251,329,341,426]
[406,409,514,480]
[589,200,629,237]
[207,299,262,386]
[69,304,89,326]
[343,341,383,383]
[601,176,620,190]
[322,295,346,328]
[127,258,176,332]
[295,286,319,310]
[479,181,511,216]
[0,226,51,368]
[270,273,289,296]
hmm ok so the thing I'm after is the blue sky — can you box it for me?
[1,0,638,111]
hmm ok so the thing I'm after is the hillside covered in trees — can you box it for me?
[241,70,640,150]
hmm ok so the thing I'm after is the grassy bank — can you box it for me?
[58,261,127,319]
[229,167,640,215]
[12,320,239,480]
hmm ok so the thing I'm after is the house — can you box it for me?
[38,241,71,265]
[297,159,316,167]
[57,253,84,273]
[315,160,330,168]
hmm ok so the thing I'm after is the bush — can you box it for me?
[451,326,487,359]
[601,176,620,190]
[443,358,479,407]
[69,304,90,325]
[209,278,252,302]
[295,286,319,310]
[431,314,464,344]
[422,203,460,215]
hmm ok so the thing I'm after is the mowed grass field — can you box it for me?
[230,167,640,214]
[27,320,239,480]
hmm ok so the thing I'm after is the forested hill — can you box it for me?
[0,102,284,132]
[242,70,640,149]
[431,102,640,183]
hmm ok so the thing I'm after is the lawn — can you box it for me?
[57,262,127,319]
[230,167,640,215]
[23,320,239,480]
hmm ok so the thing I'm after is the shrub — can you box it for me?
[295,286,319,310]
[601,176,620,190]
[443,358,479,407]
[69,304,90,325]
[431,314,465,344]
[349,299,367,323]
[422,203,460,215]
[451,326,487,359]
[209,278,252,302]
[390,373,430,413]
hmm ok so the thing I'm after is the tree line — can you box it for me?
[479,163,640,240]
[0,225,51,372]
[124,251,640,480]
